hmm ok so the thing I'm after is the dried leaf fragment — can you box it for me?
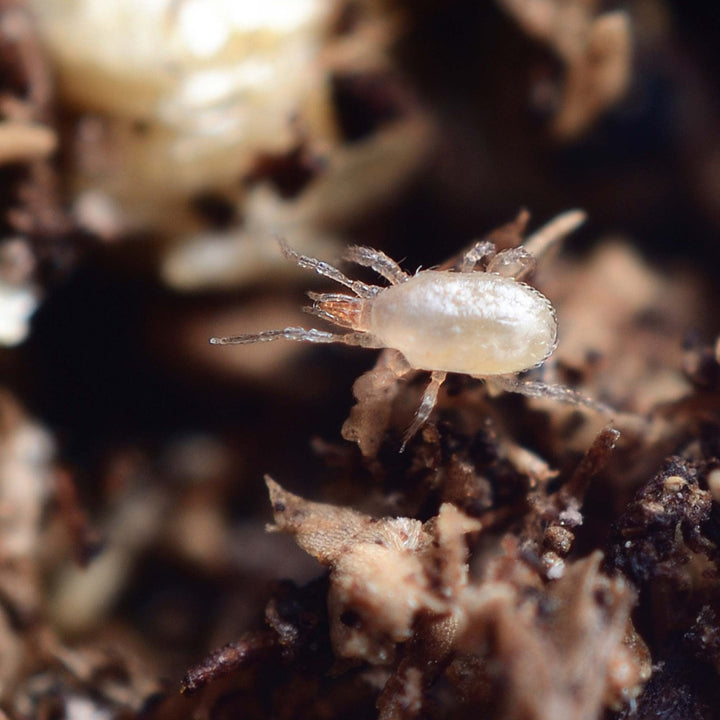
[498,0,632,138]
[457,551,644,719]
[0,121,56,164]
[266,477,480,665]
[341,350,410,458]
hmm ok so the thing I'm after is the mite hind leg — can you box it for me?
[401,370,448,452]
[461,241,497,272]
[487,374,614,415]
[462,239,536,280]
[343,245,410,285]
[461,209,587,278]
[486,247,537,280]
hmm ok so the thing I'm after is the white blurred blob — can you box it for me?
[0,284,38,346]
[162,185,341,290]
[0,239,39,346]
[28,0,333,230]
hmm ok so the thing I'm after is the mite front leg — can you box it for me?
[401,370,448,452]
[343,245,410,285]
[210,327,384,348]
[278,239,378,298]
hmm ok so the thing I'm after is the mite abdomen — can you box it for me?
[369,271,557,375]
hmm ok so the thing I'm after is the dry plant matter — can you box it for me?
[498,0,632,138]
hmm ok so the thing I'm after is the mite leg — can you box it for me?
[461,241,496,273]
[278,239,378,298]
[488,375,614,415]
[401,370,448,452]
[343,245,410,285]
[210,327,383,348]
[486,247,537,280]
[522,209,587,261]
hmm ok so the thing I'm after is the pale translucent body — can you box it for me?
[369,271,557,375]
[210,212,611,450]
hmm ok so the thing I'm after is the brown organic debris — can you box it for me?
[266,476,480,665]
[456,551,643,719]
[0,120,55,164]
[498,0,632,138]
[260,477,647,719]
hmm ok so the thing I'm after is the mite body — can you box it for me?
[212,210,609,448]
[367,271,557,375]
